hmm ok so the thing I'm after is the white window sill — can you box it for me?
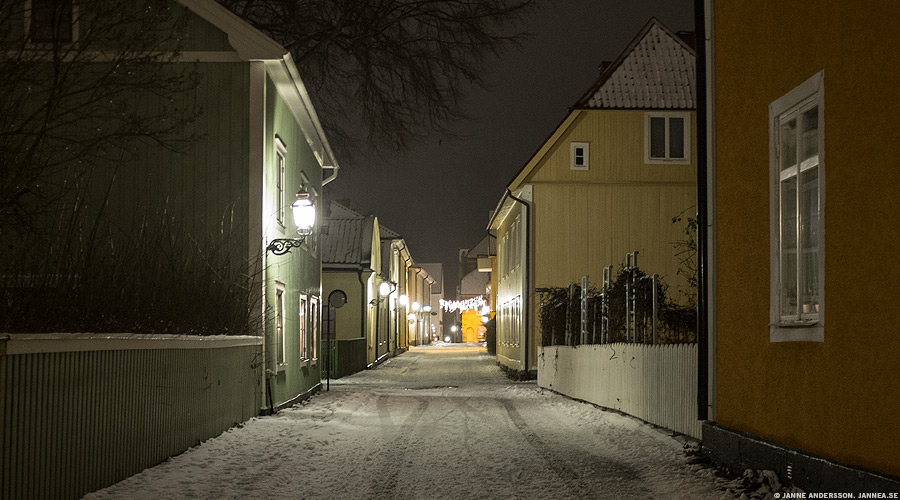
[770,323,824,343]
[645,158,691,165]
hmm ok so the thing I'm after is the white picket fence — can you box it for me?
[537,343,701,438]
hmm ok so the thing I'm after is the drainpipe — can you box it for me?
[694,0,710,421]
[357,268,367,360]
[507,189,531,376]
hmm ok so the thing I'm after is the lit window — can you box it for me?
[645,112,690,163]
[275,283,286,367]
[29,0,75,43]
[309,296,319,364]
[769,71,824,342]
[570,142,589,170]
[299,295,308,360]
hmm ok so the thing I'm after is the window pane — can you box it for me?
[669,117,685,158]
[276,292,285,364]
[801,106,818,163]
[780,176,798,317]
[31,0,73,42]
[800,166,820,315]
[650,117,666,158]
[780,117,797,170]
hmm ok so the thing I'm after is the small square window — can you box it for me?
[570,142,589,170]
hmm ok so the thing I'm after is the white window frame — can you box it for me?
[769,70,825,343]
[570,142,590,170]
[309,296,319,365]
[25,0,79,45]
[644,112,691,164]
[299,294,309,361]
[274,136,287,228]
[275,282,287,369]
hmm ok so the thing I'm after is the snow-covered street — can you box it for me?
[84,344,727,500]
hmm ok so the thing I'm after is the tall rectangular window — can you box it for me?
[275,137,287,226]
[275,283,286,366]
[645,112,690,163]
[310,296,319,364]
[770,71,824,342]
[299,295,308,361]
[29,0,75,43]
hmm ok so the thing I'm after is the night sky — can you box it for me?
[323,0,695,297]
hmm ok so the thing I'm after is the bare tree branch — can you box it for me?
[217,0,538,159]
[0,0,202,237]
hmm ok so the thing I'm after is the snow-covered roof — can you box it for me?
[459,269,490,297]
[420,263,443,289]
[327,200,366,219]
[576,18,695,110]
[379,224,401,240]
[321,216,375,266]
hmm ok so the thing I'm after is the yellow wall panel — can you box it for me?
[713,0,900,478]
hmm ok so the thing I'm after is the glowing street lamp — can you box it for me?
[267,189,315,255]
[411,301,420,312]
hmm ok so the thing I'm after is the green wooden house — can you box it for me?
[3,0,340,411]
[149,0,341,412]
[1,1,340,497]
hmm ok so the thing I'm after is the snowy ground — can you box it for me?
[84,344,729,499]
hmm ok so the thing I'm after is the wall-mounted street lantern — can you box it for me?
[267,189,315,255]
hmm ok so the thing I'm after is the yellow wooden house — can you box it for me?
[489,18,697,377]
[703,0,900,491]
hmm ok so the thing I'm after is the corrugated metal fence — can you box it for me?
[537,343,701,438]
[0,334,263,500]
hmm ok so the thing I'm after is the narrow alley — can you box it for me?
[84,345,726,500]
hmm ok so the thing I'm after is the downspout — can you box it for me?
[357,268,367,358]
[507,189,531,376]
[694,0,710,421]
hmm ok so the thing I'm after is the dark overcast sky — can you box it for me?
[323,0,695,297]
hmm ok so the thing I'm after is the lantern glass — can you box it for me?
[291,195,315,235]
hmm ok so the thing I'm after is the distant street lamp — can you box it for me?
[266,189,315,255]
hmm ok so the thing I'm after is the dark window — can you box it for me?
[650,117,666,158]
[30,0,74,43]
[669,117,685,158]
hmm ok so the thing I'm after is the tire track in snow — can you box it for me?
[501,398,643,497]
[368,394,429,500]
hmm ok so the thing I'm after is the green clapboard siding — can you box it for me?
[262,74,324,408]
[0,342,261,500]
